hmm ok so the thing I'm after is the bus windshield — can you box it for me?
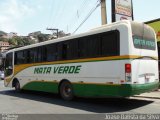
[131,22,156,50]
[5,52,13,77]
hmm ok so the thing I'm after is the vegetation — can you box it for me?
[37,34,49,42]
[8,37,32,47]
[0,30,70,47]
[0,38,8,42]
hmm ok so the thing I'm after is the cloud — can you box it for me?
[0,0,35,34]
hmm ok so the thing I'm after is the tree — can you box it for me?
[22,37,34,45]
[37,34,49,42]
[8,36,33,47]
[8,38,18,46]
[0,38,8,42]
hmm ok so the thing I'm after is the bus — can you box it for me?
[4,20,159,100]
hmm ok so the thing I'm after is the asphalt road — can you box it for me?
[0,80,160,120]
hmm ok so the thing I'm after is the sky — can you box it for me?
[0,0,159,36]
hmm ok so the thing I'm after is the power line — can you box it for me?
[72,0,101,34]
[66,0,93,32]
[49,0,67,28]
[47,0,101,34]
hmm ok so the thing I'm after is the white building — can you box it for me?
[0,42,10,52]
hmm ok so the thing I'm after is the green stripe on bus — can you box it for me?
[22,81,159,97]
[74,82,159,97]
[22,81,59,93]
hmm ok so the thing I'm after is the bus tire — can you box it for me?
[15,80,21,92]
[59,81,74,101]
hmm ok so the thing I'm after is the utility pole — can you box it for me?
[101,0,107,25]
[46,28,59,38]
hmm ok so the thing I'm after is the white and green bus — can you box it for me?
[4,20,159,100]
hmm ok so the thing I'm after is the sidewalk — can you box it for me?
[134,89,160,99]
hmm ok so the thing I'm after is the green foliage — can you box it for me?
[37,34,49,42]
[0,30,69,47]
[5,37,33,47]
[0,38,8,42]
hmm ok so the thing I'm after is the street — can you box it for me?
[0,80,160,114]
[0,80,160,120]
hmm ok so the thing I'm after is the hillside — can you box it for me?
[0,31,7,36]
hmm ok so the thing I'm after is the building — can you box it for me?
[7,32,18,38]
[0,41,10,52]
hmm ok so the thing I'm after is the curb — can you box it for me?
[133,95,160,99]
[133,89,160,99]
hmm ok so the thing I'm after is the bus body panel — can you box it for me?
[9,59,124,86]
[131,59,159,84]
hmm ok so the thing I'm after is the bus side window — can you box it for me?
[78,38,87,58]
[46,44,58,62]
[23,50,29,64]
[28,48,37,63]
[42,46,47,62]
[101,31,120,56]
[15,51,25,64]
[78,36,100,58]
[14,52,18,65]
[67,39,79,60]
[87,35,101,58]
[36,47,43,62]
[62,43,68,60]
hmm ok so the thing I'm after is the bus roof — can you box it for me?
[6,20,139,53]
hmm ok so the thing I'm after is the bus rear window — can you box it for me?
[131,22,156,50]
[133,36,156,50]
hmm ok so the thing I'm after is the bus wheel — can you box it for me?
[59,81,74,100]
[15,80,21,92]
